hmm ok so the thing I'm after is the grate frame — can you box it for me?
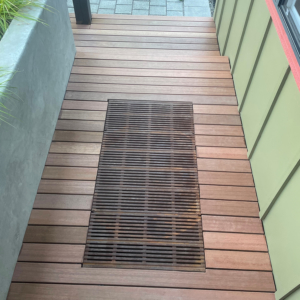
[83,100,205,272]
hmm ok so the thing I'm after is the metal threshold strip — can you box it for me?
[83,100,205,272]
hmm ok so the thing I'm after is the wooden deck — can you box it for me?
[8,14,276,300]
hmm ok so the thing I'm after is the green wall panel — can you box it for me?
[264,165,300,299]
[214,0,224,31]
[286,288,300,300]
[225,0,252,67]
[241,24,288,151]
[215,0,300,298]
[233,0,270,105]
[251,72,300,211]
[218,0,236,54]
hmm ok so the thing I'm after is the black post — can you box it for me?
[73,0,92,25]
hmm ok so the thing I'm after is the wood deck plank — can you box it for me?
[197,158,251,173]
[65,92,237,105]
[59,110,106,121]
[29,210,90,226]
[53,131,103,143]
[195,125,243,136]
[68,74,233,87]
[193,114,241,125]
[203,232,268,251]
[50,142,101,154]
[205,250,272,271]
[73,59,230,71]
[71,66,232,78]
[200,200,260,217]
[56,120,104,131]
[33,194,93,210]
[195,136,246,147]
[67,83,235,96]
[23,227,88,244]
[19,244,85,263]
[8,283,276,300]
[197,147,248,159]
[75,40,220,51]
[62,100,108,111]
[37,180,95,195]
[12,263,275,292]
[42,167,97,181]
[202,216,264,234]
[200,185,258,201]
[198,171,254,186]
[46,154,99,167]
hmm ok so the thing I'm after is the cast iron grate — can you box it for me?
[83,100,205,272]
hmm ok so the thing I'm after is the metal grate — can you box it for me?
[83,100,205,272]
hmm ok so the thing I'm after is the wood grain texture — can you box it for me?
[195,125,243,136]
[9,14,275,299]
[37,180,95,195]
[62,100,108,110]
[12,263,275,291]
[197,147,248,159]
[8,283,276,300]
[53,131,103,143]
[29,210,90,226]
[76,51,228,63]
[56,120,104,131]
[73,59,230,71]
[205,250,272,271]
[50,142,101,154]
[75,40,219,51]
[202,216,264,234]
[71,66,231,78]
[195,136,246,147]
[65,91,237,105]
[23,226,88,244]
[197,158,251,173]
[193,114,241,125]
[33,194,93,210]
[88,24,217,33]
[193,105,239,115]
[203,232,268,251]
[198,171,254,186]
[42,167,97,181]
[59,110,106,121]
[200,185,258,201]
[67,83,235,96]
[200,200,260,217]
[19,244,85,263]
[46,154,99,167]
[69,74,233,87]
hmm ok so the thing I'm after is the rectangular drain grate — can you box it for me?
[83,100,205,272]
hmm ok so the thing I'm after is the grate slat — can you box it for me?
[83,100,205,272]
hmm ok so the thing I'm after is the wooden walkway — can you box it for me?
[8,14,275,300]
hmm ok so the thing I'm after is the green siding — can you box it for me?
[241,24,289,153]
[215,0,300,299]
[232,0,270,105]
[218,0,236,55]
[251,72,300,214]
[224,0,252,67]
[264,165,300,299]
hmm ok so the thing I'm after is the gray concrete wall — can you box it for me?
[0,1,75,298]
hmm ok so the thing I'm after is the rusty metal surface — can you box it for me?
[83,100,205,272]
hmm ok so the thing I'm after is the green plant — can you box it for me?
[0,68,17,126]
[0,0,46,39]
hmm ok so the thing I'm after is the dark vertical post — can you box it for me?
[73,0,92,25]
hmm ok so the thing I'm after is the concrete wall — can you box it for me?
[214,1,300,299]
[0,1,75,299]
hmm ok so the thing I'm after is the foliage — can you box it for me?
[0,0,46,39]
